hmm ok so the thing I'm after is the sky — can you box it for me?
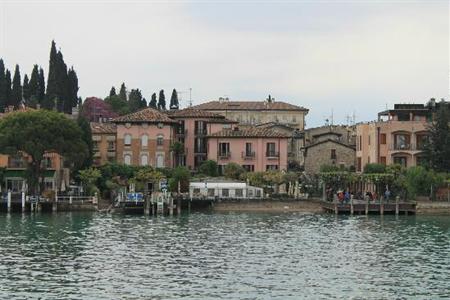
[0,0,448,127]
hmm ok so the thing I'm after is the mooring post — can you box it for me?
[69,196,73,205]
[21,192,26,213]
[365,196,369,215]
[144,197,150,216]
[53,191,58,213]
[350,196,354,215]
[169,197,174,216]
[380,196,384,215]
[177,197,181,215]
[188,200,191,213]
[395,196,399,215]
[7,191,12,213]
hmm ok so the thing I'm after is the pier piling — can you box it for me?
[7,192,11,213]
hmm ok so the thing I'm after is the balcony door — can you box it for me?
[219,143,230,156]
[266,143,276,156]
[394,134,410,150]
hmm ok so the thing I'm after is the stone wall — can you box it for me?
[304,141,355,174]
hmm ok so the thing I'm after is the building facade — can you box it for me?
[207,127,289,173]
[91,122,117,166]
[191,97,309,130]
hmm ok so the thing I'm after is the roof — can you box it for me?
[304,138,355,150]
[191,100,308,112]
[312,131,342,138]
[256,122,296,131]
[208,127,290,138]
[169,108,230,119]
[90,122,117,134]
[111,107,175,123]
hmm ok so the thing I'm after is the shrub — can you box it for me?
[224,163,245,180]
[198,160,218,177]
[168,166,190,193]
[364,163,386,174]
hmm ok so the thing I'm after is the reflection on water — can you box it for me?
[0,212,448,299]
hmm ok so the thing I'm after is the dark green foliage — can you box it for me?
[44,40,58,110]
[118,83,127,101]
[363,163,386,174]
[38,67,45,102]
[4,70,11,108]
[168,166,190,192]
[198,160,218,177]
[128,88,145,112]
[224,162,245,180]
[28,65,41,107]
[423,105,450,172]
[109,86,116,97]
[149,92,157,108]
[11,65,22,108]
[105,95,130,115]
[0,110,88,194]
[170,88,179,109]
[67,67,79,112]
[22,74,30,103]
[0,59,6,111]
[320,164,347,172]
[404,166,445,198]
[158,89,166,110]
[77,116,94,170]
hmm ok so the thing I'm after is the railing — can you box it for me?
[194,148,207,155]
[195,129,207,136]
[218,152,231,159]
[390,144,425,151]
[266,151,279,158]
[56,196,96,204]
[241,151,255,159]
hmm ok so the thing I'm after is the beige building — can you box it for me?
[191,97,309,130]
[91,122,117,166]
[356,100,446,171]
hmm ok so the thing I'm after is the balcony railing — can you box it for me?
[195,129,207,136]
[390,144,425,151]
[194,149,207,155]
[241,151,255,159]
[218,152,231,159]
[266,151,279,158]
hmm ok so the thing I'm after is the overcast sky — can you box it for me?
[0,0,448,127]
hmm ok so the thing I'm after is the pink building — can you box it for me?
[112,108,176,168]
[168,108,237,169]
[207,127,289,173]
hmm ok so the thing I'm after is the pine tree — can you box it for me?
[158,89,166,110]
[423,104,450,172]
[129,88,144,112]
[67,67,79,113]
[23,74,30,104]
[149,93,157,108]
[11,65,22,108]
[170,88,179,110]
[4,70,11,109]
[38,67,45,103]
[0,59,5,111]
[119,83,127,101]
[45,40,58,110]
[141,97,147,108]
[109,86,116,97]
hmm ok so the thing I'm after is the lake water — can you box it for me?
[0,212,448,299]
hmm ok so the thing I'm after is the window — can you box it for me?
[368,135,371,145]
[243,165,254,172]
[256,190,262,197]
[248,189,254,197]
[235,189,243,197]
[393,156,407,167]
[292,116,297,122]
[222,189,229,197]
[359,136,362,151]
[156,154,164,168]
[266,143,276,156]
[124,134,132,146]
[331,149,336,160]
[141,135,148,147]
[380,156,386,165]
[380,134,386,145]
[193,188,201,195]
[208,188,215,197]
[108,141,115,151]
[245,143,253,156]
[141,155,148,166]
[124,154,131,165]
[357,157,362,172]
[93,141,99,151]
[42,157,52,168]
[157,135,164,146]
[266,165,279,171]
[219,143,230,156]
[394,134,411,150]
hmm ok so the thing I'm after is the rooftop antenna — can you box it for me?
[330,108,334,125]
[352,111,356,125]
[189,88,192,107]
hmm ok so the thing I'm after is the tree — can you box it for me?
[77,116,94,170]
[404,166,445,199]
[78,167,101,196]
[168,166,190,193]
[118,83,127,101]
[109,86,116,97]
[132,167,163,193]
[158,89,166,110]
[105,94,130,115]
[224,162,245,180]
[363,163,386,174]
[45,40,59,110]
[170,141,185,167]
[0,110,89,194]
[67,67,79,113]
[149,92,157,108]
[0,59,5,111]
[38,67,46,102]
[3,70,11,108]
[423,105,450,172]
[128,88,144,112]
[23,74,30,104]
[11,65,22,108]
[170,88,179,110]
[198,160,218,177]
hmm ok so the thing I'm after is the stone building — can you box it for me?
[90,122,117,166]
[191,97,309,130]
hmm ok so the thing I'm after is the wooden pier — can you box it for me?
[321,200,416,215]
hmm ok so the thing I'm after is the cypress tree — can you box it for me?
[0,59,5,111]
[128,88,143,112]
[423,104,450,172]
[38,67,45,103]
[23,74,30,104]
[56,51,69,113]
[170,88,179,110]
[67,67,79,113]
[119,83,127,101]
[158,89,166,110]
[11,65,22,108]
[28,65,39,107]
[109,86,116,97]
[149,92,157,108]
[45,40,58,110]
[4,70,11,109]
[141,97,147,108]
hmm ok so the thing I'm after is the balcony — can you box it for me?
[389,143,426,151]
[241,151,255,160]
[7,161,26,169]
[266,151,279,158]
[195,129,207,136]
[218,152,231,159]
[176,129,187,137]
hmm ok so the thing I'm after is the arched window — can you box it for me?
[124,134,132,146]
[124,154,131,165]
[140,155,148,166]
[141,134,148,147]
[157,134,164,146]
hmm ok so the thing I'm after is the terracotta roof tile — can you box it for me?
[90,122,117,134]
[192,100,308,112]
[208,127,290,138]
[111,108,175,123]
[168,108,237,123]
